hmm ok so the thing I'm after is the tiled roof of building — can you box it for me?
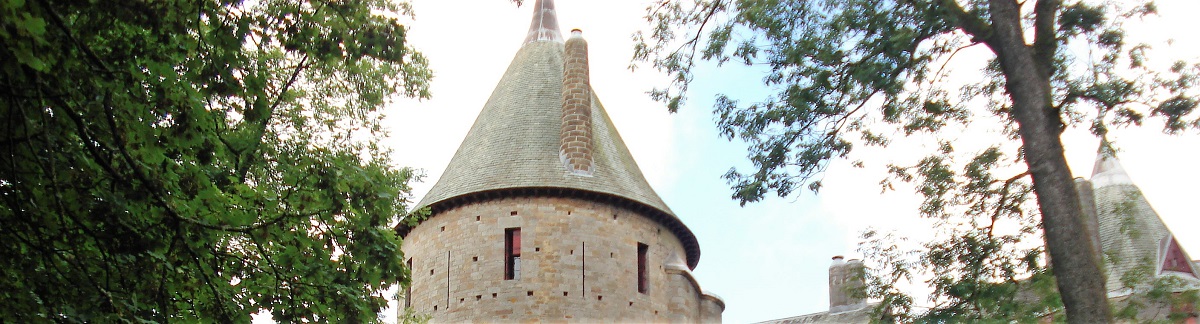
[415,40,675,216]
[754,306,872,324]
[1090,139,1200,294]
[413,0,699,267]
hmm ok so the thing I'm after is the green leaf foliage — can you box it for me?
[0,0,430,322]
[637,0,1199,321]
[635,0,1197,204]
[865,148,1063,322]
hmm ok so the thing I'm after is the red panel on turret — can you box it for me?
[511,228,521,254]
[1163,238,1195,276]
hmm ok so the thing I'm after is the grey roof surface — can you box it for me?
[1090,140,1200,292]
[415,1,690,246]
[755,307,872,324]
[416,39,674,216]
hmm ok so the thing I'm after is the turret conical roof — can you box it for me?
[413,0,699,268]
[1089,138,1200,294]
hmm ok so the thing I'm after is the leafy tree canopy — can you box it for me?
[636,0,1198,322]
[1,0,430,322]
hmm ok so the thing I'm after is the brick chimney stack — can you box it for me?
[561,28,593,175]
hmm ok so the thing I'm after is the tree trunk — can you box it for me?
[984,0,1113,323]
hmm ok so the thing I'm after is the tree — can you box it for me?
[1,0,430,322]
[635,0,1198,322]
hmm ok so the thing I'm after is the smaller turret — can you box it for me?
[829,256,866,313]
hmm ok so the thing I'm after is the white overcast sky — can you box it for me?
[375,1,1200,323]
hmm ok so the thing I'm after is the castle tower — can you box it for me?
[1085,138,1200,296]
[397,1,724,321]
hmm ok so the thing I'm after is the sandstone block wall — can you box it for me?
[401,195,717,322]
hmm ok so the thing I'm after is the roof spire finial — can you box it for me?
[523,0,563,45]
[1091,136,1132,186]
[1098,134,1116,158]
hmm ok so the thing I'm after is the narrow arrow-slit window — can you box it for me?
[506,228,521,280]
[404,258,413,308]
[637,243,648,294]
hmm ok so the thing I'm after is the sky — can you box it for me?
[376,1,1200,323]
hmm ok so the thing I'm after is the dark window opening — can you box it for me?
[404,258,413,308]
[637,243,649,294]
[505,228,521,280]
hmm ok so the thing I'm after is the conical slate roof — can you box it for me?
[413,0,699,267]
[1090,139,1200,294]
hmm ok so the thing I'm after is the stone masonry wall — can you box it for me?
[701,295,724,323]
[401,195,708,322]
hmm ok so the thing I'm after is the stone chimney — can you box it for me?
[829,256,866,313]
[560,28,593,175]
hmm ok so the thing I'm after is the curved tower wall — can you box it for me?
[402,195,716,322]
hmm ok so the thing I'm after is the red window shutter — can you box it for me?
[504,228,521,280]
[511,229,521,255]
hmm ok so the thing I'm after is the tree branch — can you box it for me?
[989,171,1030,238]
[1032,0,1060,76]
[36,0,113,74]
[933,0,993,45]
[236,54,310,182]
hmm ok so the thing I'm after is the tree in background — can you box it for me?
[636,0,1198,322]
[1,0,430,322]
